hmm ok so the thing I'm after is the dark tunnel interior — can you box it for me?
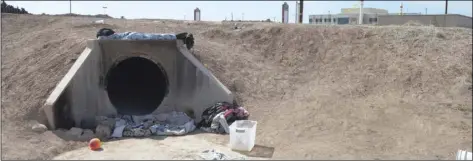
[106,57,168,116]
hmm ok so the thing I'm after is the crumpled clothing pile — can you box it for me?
[107,111,196,138]
[198,102,250,134]
[198,149,246,160]
[95,28,194,49]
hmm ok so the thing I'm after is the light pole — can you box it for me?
[295,1,299,23]
[445,0,448,14]
[299,0,303,24]
[444,0,448,27]
[328,11,331,25]
[359,0,364,25]
[102,6,107,15]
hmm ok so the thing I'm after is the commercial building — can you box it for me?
[377,14,472,28]
[309,8,388,25]
[309,7,472,28]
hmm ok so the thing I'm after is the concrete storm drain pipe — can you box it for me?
[40,33,233,130]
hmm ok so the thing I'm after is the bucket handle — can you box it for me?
[235,129,246,133]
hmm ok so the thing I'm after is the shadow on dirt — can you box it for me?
[232,144,275,158]
[51,127,209,143]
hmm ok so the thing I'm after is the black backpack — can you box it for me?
[96,28,115,38]
[176,32,194,50]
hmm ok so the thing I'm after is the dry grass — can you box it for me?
[1,13,472,160]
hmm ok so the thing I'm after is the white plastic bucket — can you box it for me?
[94,20,105,24]
[229,120,257,151]
[456,150,472,160]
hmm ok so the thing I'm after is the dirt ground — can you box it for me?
[1,13,472,160]
[52,135,265,160]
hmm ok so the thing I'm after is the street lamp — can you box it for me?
[445,0,448,14]
[299,0,303,24]
[103,6,107,15]
[359,0,364,25]
[444,0,448,27]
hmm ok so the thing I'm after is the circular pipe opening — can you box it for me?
[106,57,168,115]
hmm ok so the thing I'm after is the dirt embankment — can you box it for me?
[1,13,472,160]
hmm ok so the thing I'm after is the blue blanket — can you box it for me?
[98,32,177,40]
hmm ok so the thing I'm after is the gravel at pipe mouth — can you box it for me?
[1,13,472,160]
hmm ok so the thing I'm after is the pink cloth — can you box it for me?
[224,109,234,118]
[234,107,249,118]
[223,107,249,119]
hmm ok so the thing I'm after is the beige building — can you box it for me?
[309,7,472,28]
[377,14,472,28]
[309,8,389,25]
[341,8,388,14]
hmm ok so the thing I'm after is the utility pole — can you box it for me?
[242,13,244,21]
[231,12,233,21]
[299,0,303,24]
[425,8,427,14]
[69,0,71,14]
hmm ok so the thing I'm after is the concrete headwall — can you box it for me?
[378,14,473,28]
[42,39,233,129]
[43,40,103,129]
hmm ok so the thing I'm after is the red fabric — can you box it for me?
[224,109,234,118]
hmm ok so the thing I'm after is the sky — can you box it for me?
[5,1,473,23]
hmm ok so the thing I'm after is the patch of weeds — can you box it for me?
[436,32,446,39]
[455,104,472,113]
